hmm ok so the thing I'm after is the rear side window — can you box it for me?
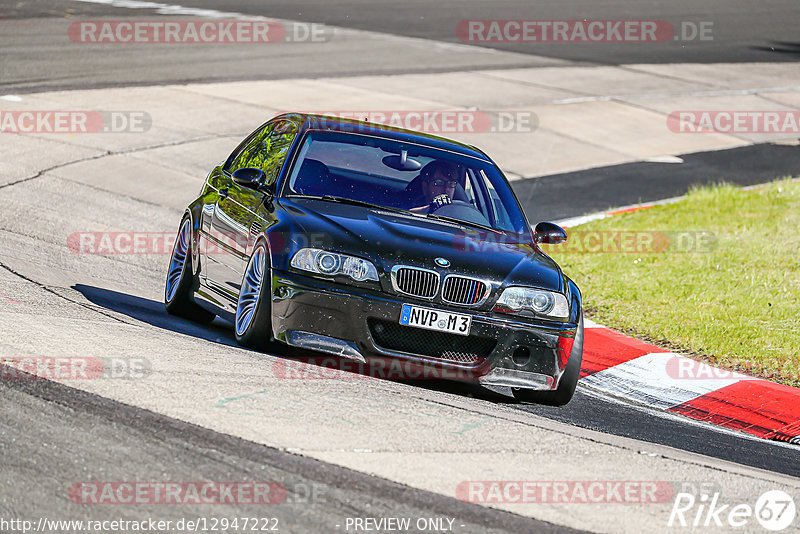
[227,120,298,185]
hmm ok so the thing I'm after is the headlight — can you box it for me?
[290,248,379,282]
[494,287,569,320]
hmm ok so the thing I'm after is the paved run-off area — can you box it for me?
[0,56,800,532]
[2,56,800,532]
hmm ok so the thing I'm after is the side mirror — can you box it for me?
[232,167,266,189]
[533,222,568,245]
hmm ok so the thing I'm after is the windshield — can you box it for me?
[282,130,529,233]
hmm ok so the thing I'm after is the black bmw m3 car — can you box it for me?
[165,113,583,405]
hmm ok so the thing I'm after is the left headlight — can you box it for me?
[290,248,379,282]
[494,287,569,320]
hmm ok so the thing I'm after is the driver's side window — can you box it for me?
[227,120,298,185]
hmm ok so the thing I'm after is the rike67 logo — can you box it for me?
[669,490,796,531]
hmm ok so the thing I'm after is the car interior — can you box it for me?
[284,132,524,232]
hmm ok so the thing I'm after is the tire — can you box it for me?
[164,217,216,323]
[513,314,584,406]
[234,241,273,349]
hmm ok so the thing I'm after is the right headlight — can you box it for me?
[290,248,379,282]
[494,287,569,320]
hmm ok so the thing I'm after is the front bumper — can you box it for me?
[271,269,578,391]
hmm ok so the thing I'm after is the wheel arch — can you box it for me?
[566,276,583,326]
[185,199,205,276]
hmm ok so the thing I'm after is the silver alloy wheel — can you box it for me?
[165,219,190,303]
[236,245,266,336]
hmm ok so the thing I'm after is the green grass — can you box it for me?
[545,178,800,387]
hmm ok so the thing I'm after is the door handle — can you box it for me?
[219,188,228,199]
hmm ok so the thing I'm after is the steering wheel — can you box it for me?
[429,200,492,227]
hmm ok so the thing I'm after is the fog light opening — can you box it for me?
[511,346,531,367]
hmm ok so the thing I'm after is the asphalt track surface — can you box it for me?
[516,143,800,221]
[3,0,800,92]
[128,0,800,64]
[41,282,800,479]
[0,370,576,534]
[2,1,800,532]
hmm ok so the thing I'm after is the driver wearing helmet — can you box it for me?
[409,160,460,213]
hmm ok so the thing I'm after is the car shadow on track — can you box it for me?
[73,284,240,348]
[72,284,511,403]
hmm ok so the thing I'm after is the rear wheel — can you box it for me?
[513,314,583,406]
[164,217,215,323]
[234,242,273,349]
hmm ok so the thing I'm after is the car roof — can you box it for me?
[273,113,493,163]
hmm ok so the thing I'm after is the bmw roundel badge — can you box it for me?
[435,257,450,268]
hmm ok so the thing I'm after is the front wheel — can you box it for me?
[164,217,215,323]
[513,314,583,406]
[234,242,273,349]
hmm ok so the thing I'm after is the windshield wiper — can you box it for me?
[321,196,385,209]
[425,213,504,234]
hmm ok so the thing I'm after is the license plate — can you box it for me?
[399,304,471,336]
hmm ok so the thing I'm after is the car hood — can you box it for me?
[280,198,564,293]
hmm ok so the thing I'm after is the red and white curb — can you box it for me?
[557,199,676,229]
[557,192,800,445]
[579,318,800,444]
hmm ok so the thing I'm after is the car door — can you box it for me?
[208,119,298,308]
[197,131,257,297]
